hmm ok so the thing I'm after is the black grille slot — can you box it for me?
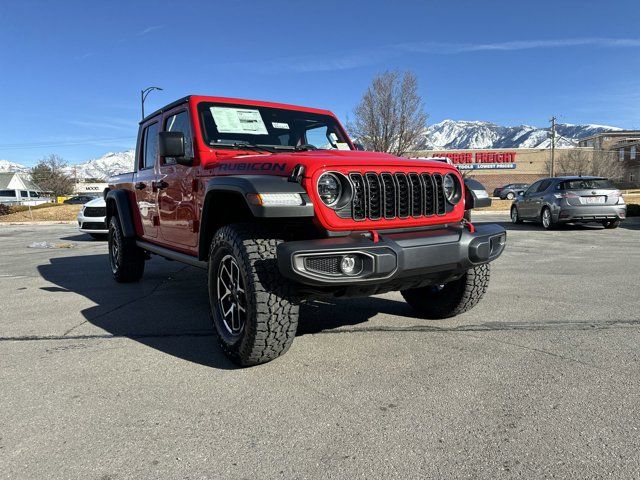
[305,256,341,275]
[346,171,447,221]
[81,221,106,230]
[365,173,382,220]
[421,173,435,216]
[349,173,366,221]
[395,173,410,218]
[408,173,423,217]
[84,207,106,217]
[433,173,446,215]
[381,173,396,218]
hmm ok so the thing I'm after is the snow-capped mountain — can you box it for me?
[0,159,29,173]
[418,120,621,150]
[65,150,135,180]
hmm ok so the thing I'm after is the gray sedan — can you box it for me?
[510,176,626,229]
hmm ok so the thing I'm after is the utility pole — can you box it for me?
[549,116,556,177]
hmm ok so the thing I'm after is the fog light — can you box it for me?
[340,255,358,275]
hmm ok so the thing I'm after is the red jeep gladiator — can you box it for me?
[106,95,505,366]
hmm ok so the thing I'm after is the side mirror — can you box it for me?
[159,131,192,166]
[353,142,365,151]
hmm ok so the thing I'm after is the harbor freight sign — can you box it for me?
[431,151,517,170]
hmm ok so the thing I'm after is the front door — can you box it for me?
[135,121,160,238]
[158,109,198,248]
[519,180,542,219]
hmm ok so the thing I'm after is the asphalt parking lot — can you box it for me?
[1,214,639,479]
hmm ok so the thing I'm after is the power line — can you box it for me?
[0,136,136,150]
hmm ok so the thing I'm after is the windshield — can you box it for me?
[558,179,614,190]
[198,102,352,151]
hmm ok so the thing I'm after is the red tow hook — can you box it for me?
[369,230,380,243]
[462,218,475,233]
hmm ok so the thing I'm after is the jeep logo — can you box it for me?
[216,162,287,173]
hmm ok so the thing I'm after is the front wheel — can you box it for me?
[208,224,299,366]
[401,264,490,319]
[511,206,522,224]
[603,219,620,229]
[506,192,515,200]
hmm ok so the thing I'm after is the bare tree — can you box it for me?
[548,149,625,180]
[31,154,75,199]
[348,70,428,156]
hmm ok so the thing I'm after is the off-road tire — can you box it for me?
[401,264,490,319]
[510,206,522,224]
[208,224,299,366]
[108,215,145,283]
[541,207,556,230]
[603,219,620,229]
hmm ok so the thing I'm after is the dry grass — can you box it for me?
[0,204,82,222]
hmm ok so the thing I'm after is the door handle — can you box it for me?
[152,180,169,191]
[134,182,146,190]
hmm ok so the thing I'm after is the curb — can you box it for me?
[0,221,77,226]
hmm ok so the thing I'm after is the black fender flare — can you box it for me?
[202,175,314,218]
[198,175,315,260]
[105,189,136,238]
[464,178,492,210]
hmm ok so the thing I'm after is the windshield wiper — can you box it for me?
[231,141,275,153]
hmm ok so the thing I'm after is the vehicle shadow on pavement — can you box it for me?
[37,253,409,368]
[38,254,238,369]
[298,297,412,335]
[60,233,108,242]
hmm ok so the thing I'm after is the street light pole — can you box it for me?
[141,86,163,120]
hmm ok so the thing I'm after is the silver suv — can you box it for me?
[510,176,626,229]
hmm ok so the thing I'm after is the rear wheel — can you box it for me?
[208,224,299,366]
[510,206,522,224]
[603,219,620,229]
[506,192,515,200]
[108,216,145,282]
[401,264,490,319]
[541,207,556,230]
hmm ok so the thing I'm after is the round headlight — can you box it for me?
[443,173,460,204]
[317,173,342,206]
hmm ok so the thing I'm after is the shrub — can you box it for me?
[0,204,11,216]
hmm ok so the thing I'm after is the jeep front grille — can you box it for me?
[347,172,447,221]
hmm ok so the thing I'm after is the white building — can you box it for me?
[0,172,50,205]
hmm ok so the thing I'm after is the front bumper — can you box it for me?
[277,223,506,287]
[555,204,626,223]
[77,212,107,233]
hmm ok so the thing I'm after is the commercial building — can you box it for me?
[578,132,640,185]
[407,148,587,193]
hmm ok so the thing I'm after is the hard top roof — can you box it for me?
[140,95,335,124]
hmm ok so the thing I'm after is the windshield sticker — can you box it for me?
[272,122,289,130]
[210,107,268,135]
[336,142,350,150]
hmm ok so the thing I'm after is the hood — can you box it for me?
[83,197,106,207]
[204,149,460,176]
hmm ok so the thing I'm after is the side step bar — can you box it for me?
[136,240,207,269]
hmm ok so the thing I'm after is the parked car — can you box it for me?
[64,195,97,204]
[493,183,529,200]
[105,94,505,366]
[510,176,626,229]
[77,197,107,239]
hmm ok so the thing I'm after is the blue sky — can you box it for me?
[1,0,639,166]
